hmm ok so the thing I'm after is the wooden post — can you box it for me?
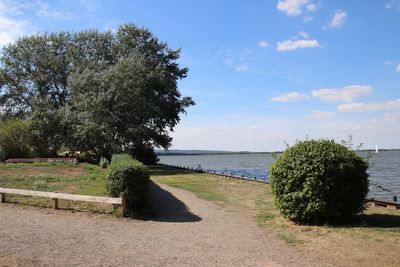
[121,196,126,217]
[53,198,59,209]
[0,193,5,203]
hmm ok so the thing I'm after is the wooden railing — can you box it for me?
[367,198,400,210]
[0,187,126,216]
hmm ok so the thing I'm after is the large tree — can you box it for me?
[0,24,193,160]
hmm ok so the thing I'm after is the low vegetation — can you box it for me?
[0,162,109,212]
[270,139,369,223]
[107,154,150,213]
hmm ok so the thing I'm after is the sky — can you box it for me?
[0,0,399,151]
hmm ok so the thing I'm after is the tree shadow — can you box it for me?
[142,180,202,223]
[350,213,400,228]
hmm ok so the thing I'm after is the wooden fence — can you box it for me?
[367,198,400,210]
[0,187,126,216]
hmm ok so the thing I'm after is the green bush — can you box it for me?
[270,139,369,223]
[106,157,150,213]
[77,151,100,164]
[0,119,32,160]
[128,144,159,165]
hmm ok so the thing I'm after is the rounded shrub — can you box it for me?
[270,139,369,223]
[106,158,149,213]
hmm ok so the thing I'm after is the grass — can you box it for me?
[0,161,110,212]
[151,165,400,267]
[1,162,400,265]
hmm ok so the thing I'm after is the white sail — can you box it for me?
[375,145,379,154]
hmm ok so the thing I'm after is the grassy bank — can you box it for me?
[151,165,400,266]
[1,162,399,265]
[0,162,110,212]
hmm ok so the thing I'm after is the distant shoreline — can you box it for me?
[157,149,400,156]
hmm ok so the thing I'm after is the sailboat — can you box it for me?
[374,145,379,154]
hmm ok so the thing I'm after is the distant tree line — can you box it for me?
[0,23,194,163]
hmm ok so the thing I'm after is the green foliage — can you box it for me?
[0,119,32,160]
[269,139,369,223]
[68,48,194,161]
[106,156,149,213]
[77,151,100,164]
[0,23,194,160]
[128,144,159,165]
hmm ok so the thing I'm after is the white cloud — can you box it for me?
[277,0,309,16]
[385,0,400,10]
[382,112,400,120]
[306,4,317,11]
[236,65,248,72]
[311,85,373,102]
[338,99,400,112]
[0,1,29,46]
[169,113,400,151]
[328,10,347,28]
[384,60,394,65]
[298,31,309,39]
[0,16,26,45]
[258,40,269,48]
[303,16,313,22]
[396,63,400,73]
[36,1,73,20]
[270,92,309,102]
[276,39,320,51]
[305,110,335,119]
[79,0,101,13]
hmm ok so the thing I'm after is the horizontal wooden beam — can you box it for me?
[5,158,77,163]
[0,187,122,205]
[366,198,400,209]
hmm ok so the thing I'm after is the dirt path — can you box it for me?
[0,182,326,266]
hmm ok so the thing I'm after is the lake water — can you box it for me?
[159,150,400,201]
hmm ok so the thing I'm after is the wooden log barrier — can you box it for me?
[367,198,400,210]
[0,187,126,216]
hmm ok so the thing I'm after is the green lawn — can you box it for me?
[0,162,109,212]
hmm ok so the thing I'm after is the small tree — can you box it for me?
[0,119,32,160]
[270,139,369,223]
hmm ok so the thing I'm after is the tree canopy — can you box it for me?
[0,24,194,161]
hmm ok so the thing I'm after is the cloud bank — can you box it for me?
[311,85,372,102]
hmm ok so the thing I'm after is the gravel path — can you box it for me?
[0,182,326,266]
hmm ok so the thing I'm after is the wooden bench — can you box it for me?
[0,187,126,216]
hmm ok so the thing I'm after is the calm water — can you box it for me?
[159,151,400,201]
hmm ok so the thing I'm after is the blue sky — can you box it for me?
[1,0,399,151]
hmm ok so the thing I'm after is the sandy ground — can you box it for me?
[0,182,327,267]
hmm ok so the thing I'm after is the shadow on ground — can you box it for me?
[316,213,400,229]
[145,180,202,223]
[352,213,400,228]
